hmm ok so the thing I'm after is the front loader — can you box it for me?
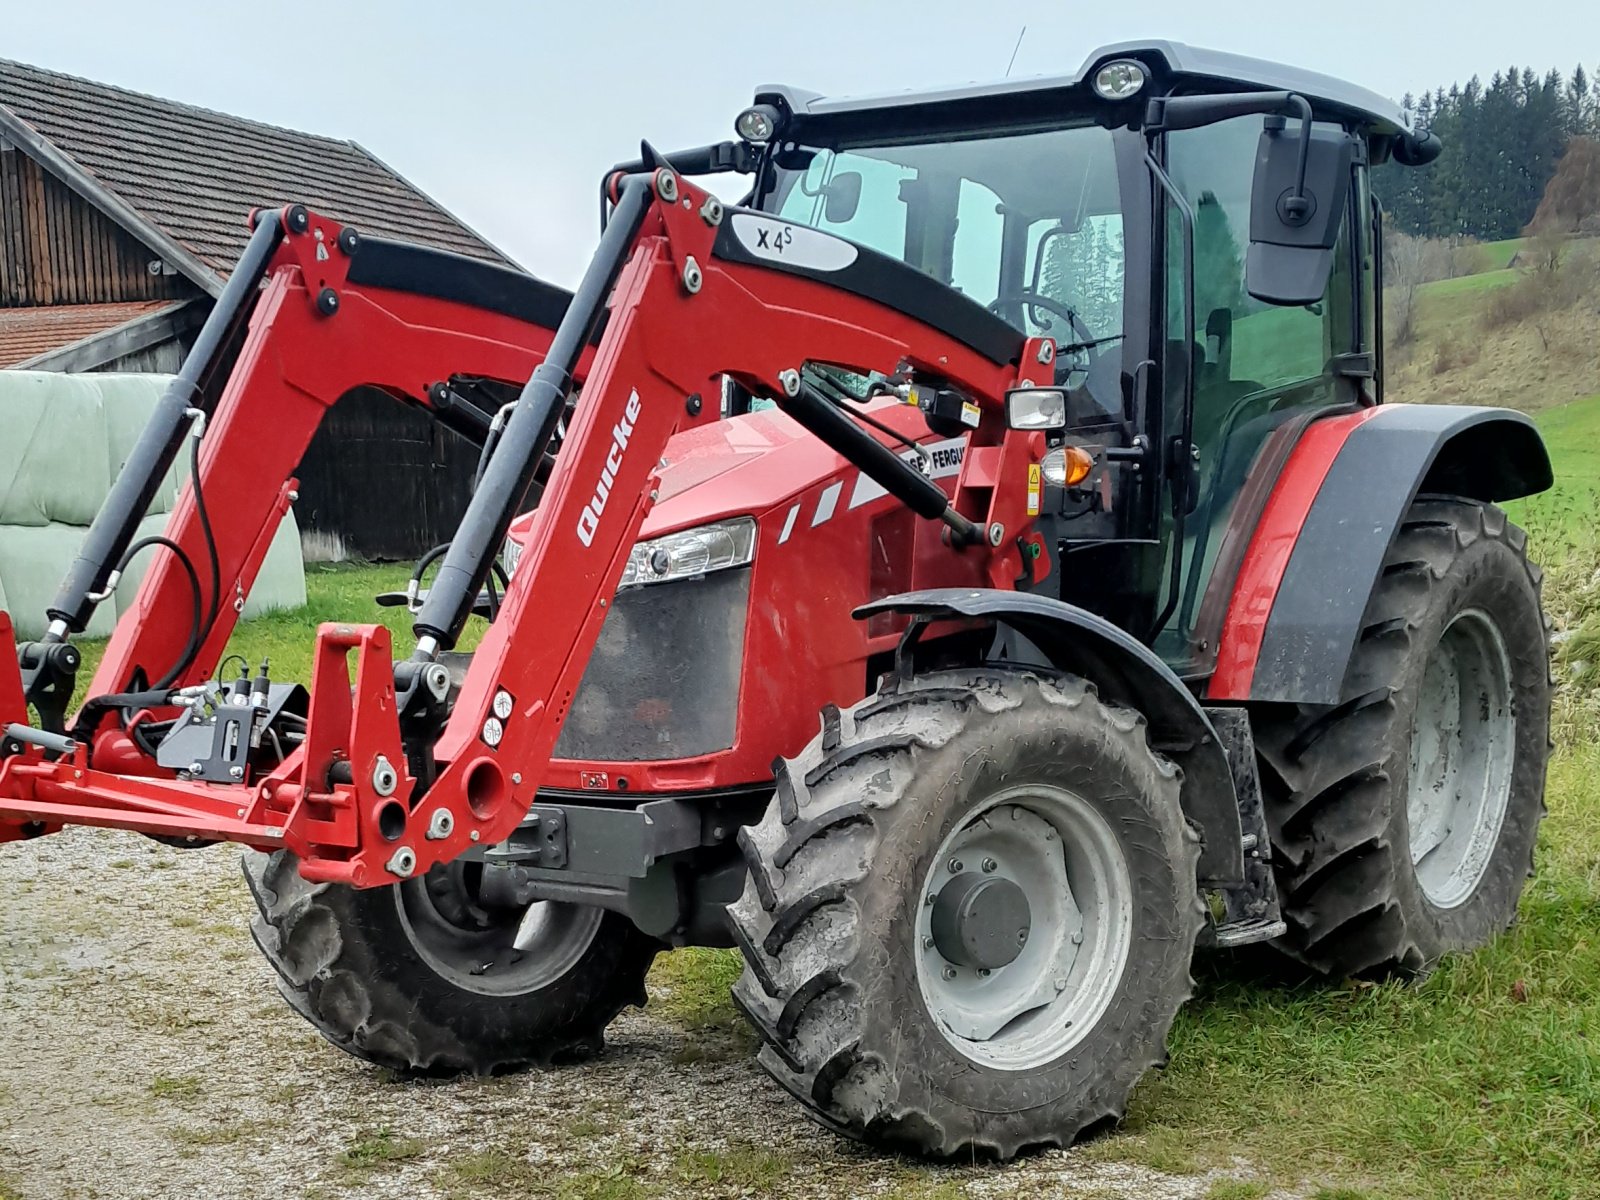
[0,42,1554,1159]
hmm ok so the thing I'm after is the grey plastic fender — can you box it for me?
[1249,404,1551,705]
[856,588,1244,887]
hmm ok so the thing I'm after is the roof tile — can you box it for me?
[0,58,516,279]
[0,300,179,367]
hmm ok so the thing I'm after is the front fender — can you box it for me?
[856,588,1243,887]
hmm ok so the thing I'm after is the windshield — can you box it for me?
[766,124,1127,413]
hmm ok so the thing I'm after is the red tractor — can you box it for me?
[0,42,1552,1159]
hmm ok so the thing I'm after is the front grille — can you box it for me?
[553,568,750,762]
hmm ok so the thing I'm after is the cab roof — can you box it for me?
[758,40,1412,138]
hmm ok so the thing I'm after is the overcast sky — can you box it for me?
[6,1,1595,284]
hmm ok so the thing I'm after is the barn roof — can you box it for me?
[0,299,180,368]
[0,58,516,295]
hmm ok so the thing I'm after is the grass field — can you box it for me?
[54,395,1600,1199]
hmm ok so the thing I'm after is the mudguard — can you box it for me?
[856,588,1244,887]
[1211,404,1551,705]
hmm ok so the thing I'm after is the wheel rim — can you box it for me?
[395,862,605,996]
[1406,608,1517,909]
[915,784,1133,1071]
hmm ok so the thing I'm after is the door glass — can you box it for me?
[1157,115,1360,666]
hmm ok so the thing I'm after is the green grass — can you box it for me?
[147,1074,202,1101]
[336,1126,426,1173]
[434,1147,546,1198]
[1458,236,1528,275]
[1505,394,1600,544]
[70,561,416,702]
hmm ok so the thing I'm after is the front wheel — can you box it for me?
[244,850,659,1073]
[727,669,1203,1159]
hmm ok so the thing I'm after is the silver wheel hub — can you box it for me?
[396,864,604,996]
[915,786,1132,1071]
[1406,608,1517,909]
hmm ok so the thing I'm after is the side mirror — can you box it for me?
[1246,118,1357,305]
[822,171,862,223]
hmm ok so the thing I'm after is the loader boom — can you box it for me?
[0,168,1046,886]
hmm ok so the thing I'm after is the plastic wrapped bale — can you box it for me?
[0,370,305,639]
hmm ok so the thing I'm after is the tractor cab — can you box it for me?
[735,42,1439,672]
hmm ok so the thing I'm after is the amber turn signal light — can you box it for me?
[1041,445,1095,488]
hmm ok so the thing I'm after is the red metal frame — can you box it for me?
[0,179,1051,885]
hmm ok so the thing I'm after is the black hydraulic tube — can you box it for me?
[45,213,287,636]
[414,178,655,652]
[778,381,981,545]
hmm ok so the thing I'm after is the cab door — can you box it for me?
[1154,115,1372,673]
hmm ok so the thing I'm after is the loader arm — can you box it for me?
[0,170,1050,887]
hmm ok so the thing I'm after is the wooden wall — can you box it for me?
[0,144,194,308]
[293,386,481,561]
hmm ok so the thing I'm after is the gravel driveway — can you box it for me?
[1,828,1250,1200]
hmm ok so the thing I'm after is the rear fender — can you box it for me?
[857,588,1244,887]
[1211,404,1551,705]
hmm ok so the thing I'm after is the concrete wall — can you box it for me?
[0,370,304,639]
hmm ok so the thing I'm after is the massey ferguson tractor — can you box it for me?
[0,41,1553,1158]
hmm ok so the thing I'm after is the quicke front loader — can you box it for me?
[0,42,1554,1157]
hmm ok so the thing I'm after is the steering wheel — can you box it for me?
[988,291,1096,345]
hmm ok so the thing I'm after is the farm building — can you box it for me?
[0,58,526,559]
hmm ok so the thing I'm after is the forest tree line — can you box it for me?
[1374,62,1600,240]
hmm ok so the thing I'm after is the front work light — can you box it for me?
[735,104,781,144]
[1005,387,1068,432]
[1092,60,1148,101]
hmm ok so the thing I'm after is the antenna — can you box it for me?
[1005,26,1027,78]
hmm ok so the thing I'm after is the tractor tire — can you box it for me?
[243,849,659,1073]
[727,668,1203,1159]
[1253,497,1550,979]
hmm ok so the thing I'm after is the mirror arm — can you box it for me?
[1274,94,1316,224]
[1149,90,1318,225]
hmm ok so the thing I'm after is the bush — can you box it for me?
[1432,336,1481,374]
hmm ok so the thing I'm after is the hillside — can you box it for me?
[1387,239,1600,413]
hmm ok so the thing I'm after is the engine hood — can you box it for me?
[509,402,930,544]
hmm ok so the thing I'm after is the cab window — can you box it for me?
[772,124,1127,417]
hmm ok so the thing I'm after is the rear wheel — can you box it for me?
[727,668,1202,1159]
[244,850,659,1072]
[1253,498,1550,978]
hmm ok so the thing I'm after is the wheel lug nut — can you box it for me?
[925,892,937,906]
[1017,929,1029,944]
[922,936,935,950]
[1070,930,1084,946]
[981,857,998,873]
[948,858,963,873]
[978,968,991,978]
[943,967,957,981]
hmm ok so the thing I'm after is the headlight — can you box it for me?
[620,517,756,589]
[501,533,525,578]
[503,517,757,588]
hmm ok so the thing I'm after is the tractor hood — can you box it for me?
[508,400,933,549]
